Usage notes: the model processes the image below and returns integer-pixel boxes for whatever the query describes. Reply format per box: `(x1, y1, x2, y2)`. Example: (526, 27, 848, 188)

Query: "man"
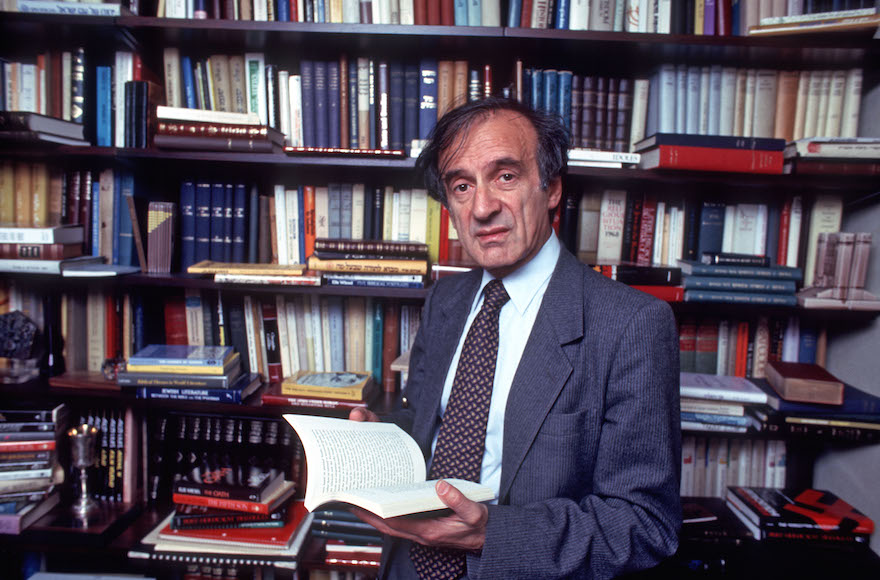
(350, 97, 681, 579)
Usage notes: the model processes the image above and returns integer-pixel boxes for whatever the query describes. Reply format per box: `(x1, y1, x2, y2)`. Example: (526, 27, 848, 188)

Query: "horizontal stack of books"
(590, 263, 683, 302)
(154, 106, 285, 153)
(0, 111, 88, 147)
(798, 231, 879, 310)
(680, 372, 769, 434)
(265, 370, 378, 413)
(0, 225, 101, 274)
(783, 137, 880, 176)
(117, 345, 261, 404)
(635, 134, 786, 174)
(0, 404, 67, 534)
(311, 508, 382, 569)
(187, 260, 321, 286)
(308, 238, 429, 289)
(678, 254, 802, 306)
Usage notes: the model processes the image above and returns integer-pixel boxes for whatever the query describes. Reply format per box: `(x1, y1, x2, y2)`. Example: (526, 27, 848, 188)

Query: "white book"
(301, 295, 316, 370)
(342, 0, 359, 22)
(664, 205, 679, 266)
(156, 105, 261, 125)
(709, 438, 729, 498)
(481, 0, 500, 26)
(752, 69, 778, 138)
(639, 0, 650, 32)
(840, 68, 862, 139)
(781, 315, 799, 362)
(644, 0, 655, 32)
(675, 63, 696, 133)
(408, 188, 428, 244)
(824, 70, 847, 139)
(364, 296, 374, 374)
(753, 203, 768, 256)
(802, 70, 824, 138)
(284, 414, 494, 518)
(698, 66, 711, 135)
(803, 193, 843, 287)
(772, 439, 786, 488)
(715, 319, 729, 375)
(682, 65, 697, 134)
(732, 203, 761, 255)
(721, 204, 736, 253)
(814, 70, 832, 137)
(718, 67, 738, 136)
(657, 0, 671, 33)
(309, 294, 325, 372)
(285, 297, 301, 375)
(597, 189, 627, 263)
(314, 186, 330, 239)
(569, 0, 590, 30)
(785, 194, 802, 268)
(652, 200, 666, 265)
(252, 0, 267, 20)
(624, 0, 637, 32)
(114, 51, 133, 148)
(680, 435, 696, 496)
(629, 79, 650, 151)
(0, 225, 84, 244)
(383, 186, 394, 241)
(244, 52, 268, 126)
(273, 185, 289, 265)
(707, 65, 722, 136)
(732, 68, 749, 137)
(61, 54, 72, 120)
(242, 295, 260, 378)
(680, 372, 768, 404)
(730, 438, 752, 486)
(589, 0, 613, 30)
(763, 436, 777, 487)
(390, 190, 400, 242)
(399, 0, 414, 24)
(16, 63, 35, 113)
(288, 74, 303, 147)
(184, 289, 205, 346)
(276, 296, 291, 378)
(373, 0, 383, 23)
(351, 183, 366, 240)
(657, 64, 677, 134)
(285, 187, 300, 264)
(278, 69, 291, 145)
(742, 69, 757, 137)
(791, 70, 809, 141)
(0, 255, 101, 274)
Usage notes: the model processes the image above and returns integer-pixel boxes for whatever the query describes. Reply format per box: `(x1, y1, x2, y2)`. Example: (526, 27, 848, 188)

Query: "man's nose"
(471, 183, 501, 219)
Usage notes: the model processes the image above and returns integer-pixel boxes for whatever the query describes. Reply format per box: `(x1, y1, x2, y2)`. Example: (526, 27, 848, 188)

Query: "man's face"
(440, 111, 562, 279)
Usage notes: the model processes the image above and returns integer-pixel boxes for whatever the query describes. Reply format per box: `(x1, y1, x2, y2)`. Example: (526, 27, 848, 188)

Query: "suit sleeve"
(471, 298, 681, 580)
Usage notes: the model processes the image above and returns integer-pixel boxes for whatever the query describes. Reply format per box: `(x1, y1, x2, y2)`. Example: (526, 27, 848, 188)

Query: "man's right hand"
(348, 408, 380, 422)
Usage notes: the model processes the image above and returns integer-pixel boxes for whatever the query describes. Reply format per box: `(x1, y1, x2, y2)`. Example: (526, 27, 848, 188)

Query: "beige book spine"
(840, 68, 862, 138)
(791, 69, 810, 141)
(772, 70, 799, 142)
(732, 68, 748, 137)
(163, 47, 182, 109)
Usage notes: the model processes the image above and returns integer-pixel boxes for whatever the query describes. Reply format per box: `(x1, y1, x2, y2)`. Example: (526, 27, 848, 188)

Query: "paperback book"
(280, 371, 376, 402)
(172, 466, 286, 503)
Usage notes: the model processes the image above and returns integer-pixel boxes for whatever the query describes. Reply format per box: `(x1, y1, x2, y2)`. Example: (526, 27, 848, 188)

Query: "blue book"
(682, 276, 797, 294)
(555, 0, 570, 28)
(232, 183, 247, 263)
(468, 0, 480, 25)
(314, 61, 329, 148)
(634, 133, 786, 152)
(765, 203, 781, 266)
(368, 60, 376, 149)
(798, 324, 818, 364)
(371, 185, 384, 241)
(677, 260, 803, 281)
(316, 0, 325, 22)
(529, 68, 543, 112)
(389, 63, 404, 151)
(328, 183, 342, 239)
(363, 186, 375, 240)
(348, 68, 359, 148)
(129, 344, 235, 367)
(248, 184, 258, 263)
(752, 379, 880, 415)
(454, 0, 468, 25)
(111, 172, 121, 263)
(731, 0, 742, 35)
(95, 66, 112, 147)
(340, 183, 353, 240)
(418, 59, 438, 140)
(276, 0, 290, 21)
(507, 0, 521, 26)
(682, 201, 700, 261)
(181, 55, 197, 109)
(136, 374, 260, 403)
(132, 294, 146, 354)
(327, 297, 345, 372)
(223, 184, 233, 262)
(327, 61, 340, 149)
(210, 183, 226, 261)
(194, 182, 212, 263)
(324, 278, 425, 289)
(179, 180, 196, 271)
(557, 70, 573, 135)
(680, 412, 755, 427)
(403, 64, 419, 154)
(297, 186, 306, 263)
(117, 171, 136, 267)
(91, 180, 100, 256)
(697, 201, 725, 259)
(371, 300, 384, 384)
(300, 60, 316, 147)
(683, 289, 797, 307)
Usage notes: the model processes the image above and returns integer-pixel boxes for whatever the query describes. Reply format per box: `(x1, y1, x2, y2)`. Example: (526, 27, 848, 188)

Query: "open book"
(283, 414, 495, 519)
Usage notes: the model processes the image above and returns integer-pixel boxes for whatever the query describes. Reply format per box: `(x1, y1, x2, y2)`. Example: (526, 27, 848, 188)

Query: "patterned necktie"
(410, 279, 510, 580)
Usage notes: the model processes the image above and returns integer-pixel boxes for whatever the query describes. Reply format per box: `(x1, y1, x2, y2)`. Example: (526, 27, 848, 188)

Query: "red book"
(0, 440, 56, 452)
(173, 480, 296, 515)
(427, 0, 441, 24)
(0, 243, 82, 260)
(382, 302, 400, 393)
(50, 51, 63, 119)
(777, 196, 792, 266)
(160, 500, 308, 548)
(636, 193, 657, 266)
(631, 285, 684, 302)
(289, 0, 297, 21)
(163, 294, 188, 345)
(438, 205, 450, 264)
(520, 0, 533, 27)
(679, 318, 697, 372)
(717, 0, 732, 36)
(639, 145, 783, 174)
(413, 0, 427, 24)
(303, 185, 316, 260)
(764, 361, 844, 405)
(734, 321, 750, 377)
(260, 300, 283, 383)
(261, 382, 369, 413)
(440, 0, 454, 25)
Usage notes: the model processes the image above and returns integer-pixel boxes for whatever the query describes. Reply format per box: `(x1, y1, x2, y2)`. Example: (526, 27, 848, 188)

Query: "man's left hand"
(351, 480, 488, 551)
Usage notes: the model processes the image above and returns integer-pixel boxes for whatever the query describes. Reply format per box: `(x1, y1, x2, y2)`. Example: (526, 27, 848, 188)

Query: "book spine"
(307, 256, 428, 275)
(171, 492, 270, 513)
(116, 372, 236, 388)
(260, 300, 283, 383)
(684, 289, 797, 306)
(643, 145, 783, 173)
(136, 387, 244, 403)
(313, 239, 428, 256)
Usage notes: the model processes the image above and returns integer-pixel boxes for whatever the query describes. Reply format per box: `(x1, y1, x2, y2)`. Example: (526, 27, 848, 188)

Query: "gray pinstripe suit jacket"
(380, 247, 681, 580)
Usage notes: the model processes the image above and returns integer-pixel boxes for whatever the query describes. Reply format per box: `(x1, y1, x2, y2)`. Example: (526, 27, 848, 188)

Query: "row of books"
(0, 404, 67, 534)
(647, 66, 862, 145)
(0, 52, 86, 128)
(798, 231, 878, 309)
(784, 136, 880, 176)
(681, 436, 786, 498)
(0, 111, 87, 148)
(679, 258, 800, 307)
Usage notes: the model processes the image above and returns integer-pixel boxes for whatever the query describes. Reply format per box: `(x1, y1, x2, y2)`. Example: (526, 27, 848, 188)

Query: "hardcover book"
(135, 373, 261, 404)
(172, 478, 296, 515)
(764, 361, 845, 406)
(128, 345, 236, 368)
(284, 414, 495, 518)
(679, 372, 768, 404)
(171, 503, 288, 529)
(280, 371, 375, 402)
(172, 466, 285, 503)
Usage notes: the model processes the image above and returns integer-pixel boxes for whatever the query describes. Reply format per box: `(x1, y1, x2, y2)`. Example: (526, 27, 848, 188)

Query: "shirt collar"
(476, 233, 561, 315)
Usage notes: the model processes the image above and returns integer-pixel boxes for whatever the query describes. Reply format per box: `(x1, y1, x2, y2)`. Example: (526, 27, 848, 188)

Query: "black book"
(681, 496, 753, 546)
(171, 503, 287, 530)
(172, 463, 285, 503)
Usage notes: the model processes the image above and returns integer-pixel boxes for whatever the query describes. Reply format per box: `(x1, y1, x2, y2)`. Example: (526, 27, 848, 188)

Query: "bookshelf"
(1, 3, 879, 578)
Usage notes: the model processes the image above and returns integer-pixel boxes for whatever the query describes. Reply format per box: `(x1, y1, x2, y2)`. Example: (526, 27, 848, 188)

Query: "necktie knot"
(482, 279, 509, 313)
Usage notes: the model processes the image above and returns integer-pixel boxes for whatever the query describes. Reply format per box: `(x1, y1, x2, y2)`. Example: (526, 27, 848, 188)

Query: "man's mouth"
(475, 227, 509, 243)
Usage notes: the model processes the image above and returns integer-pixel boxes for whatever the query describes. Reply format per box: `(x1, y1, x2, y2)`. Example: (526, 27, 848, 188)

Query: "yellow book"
(14, 162, 32, 227)
(307, 256, 428, 275)
(0, 161, 13, 226)
(126, 352, 241, 376)
(280, 370, 375, 401)
(187, 260, 306, 276)
(425, 196, 441, 265)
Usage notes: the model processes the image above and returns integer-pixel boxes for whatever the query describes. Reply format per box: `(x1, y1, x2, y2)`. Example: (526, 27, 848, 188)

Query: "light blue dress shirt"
(430, 233, 561, 499)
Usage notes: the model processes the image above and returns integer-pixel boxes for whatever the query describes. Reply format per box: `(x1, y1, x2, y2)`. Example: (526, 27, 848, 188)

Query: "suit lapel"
(499, 250, 585, 502)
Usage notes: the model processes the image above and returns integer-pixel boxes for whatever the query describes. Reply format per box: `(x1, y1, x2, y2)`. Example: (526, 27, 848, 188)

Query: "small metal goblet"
(68, 423, 100, 519)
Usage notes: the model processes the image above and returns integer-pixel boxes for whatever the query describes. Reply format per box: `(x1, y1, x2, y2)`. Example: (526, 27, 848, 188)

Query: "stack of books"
(263, 370, 378, 413)
(187, 260, 321, 286)
(311, 508, 382, 569)
(635, 134, 785, 174)
(784, 137, 880, 176)
(590, 263, 683, 302)
(678, 254, 802, 306)
(0, 404, 67, 534)
(567, 149, 640, 169)
(798, 231, 879, 310)
(0, 225, 102, 274)
(0, 111, 89, 147)
(307, 238, 429, 289)
(680, 372, 769, 434)
(154, 106, 285, 153)
(726, 486, 874, 545)
(117, 345, 261, 404)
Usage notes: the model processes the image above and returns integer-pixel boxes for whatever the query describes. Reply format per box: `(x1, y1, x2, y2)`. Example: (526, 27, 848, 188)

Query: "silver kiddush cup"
(68, 424, 100, 518)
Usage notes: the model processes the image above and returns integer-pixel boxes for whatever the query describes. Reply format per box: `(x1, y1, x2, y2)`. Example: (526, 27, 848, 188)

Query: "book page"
(283, 414, 426, 511)
(328, 478, 496, 519)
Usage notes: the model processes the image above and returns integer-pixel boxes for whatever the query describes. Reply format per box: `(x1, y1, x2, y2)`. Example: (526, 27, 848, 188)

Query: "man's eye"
(454, 183, 469, 193)
(500, 173, 515, 181)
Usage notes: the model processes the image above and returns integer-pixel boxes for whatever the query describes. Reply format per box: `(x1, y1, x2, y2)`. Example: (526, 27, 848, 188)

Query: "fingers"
(348, 408, 380, 422)
(436, 480, 488, 528)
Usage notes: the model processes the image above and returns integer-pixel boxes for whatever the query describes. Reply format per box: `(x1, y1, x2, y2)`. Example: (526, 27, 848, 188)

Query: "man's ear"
(546, 177, 563, 211)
